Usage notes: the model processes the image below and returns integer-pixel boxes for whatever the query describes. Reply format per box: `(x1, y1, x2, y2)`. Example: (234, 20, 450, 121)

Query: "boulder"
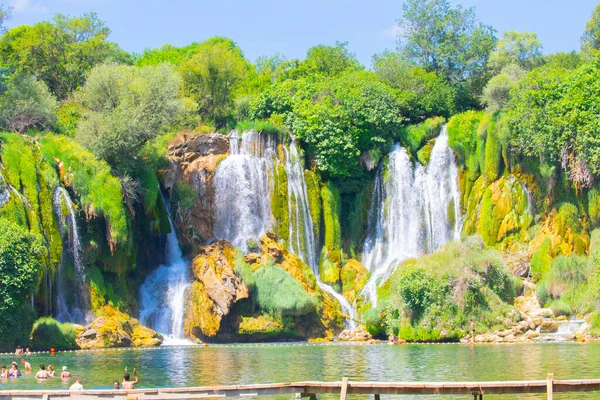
(539, 321, 559, 333)
(184, 241, 249, 340)
(338, 325, 372, 342)
(76, 306, 162, 349)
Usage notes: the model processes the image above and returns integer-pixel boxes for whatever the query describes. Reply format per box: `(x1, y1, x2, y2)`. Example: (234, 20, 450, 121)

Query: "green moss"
(400, 116, 445, 156)
(29, 317, 79, 351)
(238, 315, 283, 335)
(321, 181, 342, 251)
(588, 187, 600, 228)
(304, 169, 321, 241)
(40, 135, 129, 246)
(447, 110, 485, 168)
(271, 164, 289, 240)
(531, 238, 553, 281)
(417, 138, 436, 165)
(483, 117, 502, 181)
(319, 252, 341, 285)
(556, 202, 582, 235)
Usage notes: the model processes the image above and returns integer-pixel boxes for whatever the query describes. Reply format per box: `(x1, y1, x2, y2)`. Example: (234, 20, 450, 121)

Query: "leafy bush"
(253, 264, 315, 317)
(399, 116, 445, 156)
(29, 317, 79, 351)
(530, 238, 553, 281)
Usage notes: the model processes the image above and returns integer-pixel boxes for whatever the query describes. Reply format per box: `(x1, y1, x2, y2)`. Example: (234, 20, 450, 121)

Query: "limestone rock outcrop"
(184, 240, 249, 340)
(165, 132, 229, 248)
(341, 260, 369, 303)
(76, 305, 162, 349)
(338, 325, 372, 342)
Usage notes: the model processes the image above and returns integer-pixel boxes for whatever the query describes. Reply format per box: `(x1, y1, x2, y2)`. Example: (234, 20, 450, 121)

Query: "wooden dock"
(1, 374, 599, 399)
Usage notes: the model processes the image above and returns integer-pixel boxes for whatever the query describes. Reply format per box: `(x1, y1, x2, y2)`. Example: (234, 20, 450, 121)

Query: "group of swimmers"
(1, 359, 139, 391)
(0, 360, 81, 389)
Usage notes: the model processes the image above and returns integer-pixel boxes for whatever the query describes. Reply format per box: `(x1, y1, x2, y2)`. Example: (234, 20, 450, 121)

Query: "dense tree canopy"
(582, 4, 600, 53)
(76, 63, 190, 171)
(180, 37, 252, 127)
(0, 73, 57, 132)
(488, 31, 543, 72)
(507, 55, 600, 189)
(0, 13, 129, 99)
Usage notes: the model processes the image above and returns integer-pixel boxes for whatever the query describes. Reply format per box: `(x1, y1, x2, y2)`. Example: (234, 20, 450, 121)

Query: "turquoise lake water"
(0, 342, 599, 399)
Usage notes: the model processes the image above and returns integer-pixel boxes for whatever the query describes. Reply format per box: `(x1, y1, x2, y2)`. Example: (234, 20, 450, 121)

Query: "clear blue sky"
(5, 0, 598, 67)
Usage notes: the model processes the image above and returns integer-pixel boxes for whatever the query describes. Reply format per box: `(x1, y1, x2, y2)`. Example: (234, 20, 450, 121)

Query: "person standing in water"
(61, 366, 72, 379)
(69, 376, 84, 391)
(20, 359, 32, 373)
(9, 362, 21, 378)
(47, 365, 56, 377)
(35, 365, 49, 380)
(0, 365, 8, 379)
(122, 367, 139, 389)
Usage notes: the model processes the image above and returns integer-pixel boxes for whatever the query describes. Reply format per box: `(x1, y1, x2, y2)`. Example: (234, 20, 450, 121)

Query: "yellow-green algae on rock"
(76, 305, 162, 349)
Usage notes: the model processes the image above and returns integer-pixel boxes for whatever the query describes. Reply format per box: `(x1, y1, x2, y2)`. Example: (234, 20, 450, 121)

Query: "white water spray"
(361, 127, 461, 306)
(213, 131, 275, 251)
(139, 192, 191, 344)
(52, 186, 89, 324)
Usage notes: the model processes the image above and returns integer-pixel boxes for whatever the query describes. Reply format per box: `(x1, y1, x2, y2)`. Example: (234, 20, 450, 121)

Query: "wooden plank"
(339, 378, 349, 400)
(547, 373, 553, 400)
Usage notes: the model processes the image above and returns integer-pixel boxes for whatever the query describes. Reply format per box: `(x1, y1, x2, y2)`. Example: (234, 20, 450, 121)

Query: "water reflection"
(0, 343, 598, 399)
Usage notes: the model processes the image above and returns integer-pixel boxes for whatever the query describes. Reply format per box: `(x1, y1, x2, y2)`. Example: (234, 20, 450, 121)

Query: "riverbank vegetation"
(1, 0, 600, 349)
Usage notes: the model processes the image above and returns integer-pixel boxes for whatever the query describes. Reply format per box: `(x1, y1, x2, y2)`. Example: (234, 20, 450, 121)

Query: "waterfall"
(0, 173, 9, 208)
(361, 127, 461, 306)
(212, 131, 357, 328)
(213, 131, 275, 251)
(52, 186, 89, 324)
(284, 138, 357, 329)
(139, 191, 191, 344)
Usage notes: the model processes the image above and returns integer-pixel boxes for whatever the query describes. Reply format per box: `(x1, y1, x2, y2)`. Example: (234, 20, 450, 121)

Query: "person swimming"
(9, 362, 21, 378)
(122, 367, 139, 389)
(69, 376, 84, 391)
(113, 380, 121, 389)
(35, 364, 49, 380)
(61, 366, 72, 379)
(0, 365, 7, 379)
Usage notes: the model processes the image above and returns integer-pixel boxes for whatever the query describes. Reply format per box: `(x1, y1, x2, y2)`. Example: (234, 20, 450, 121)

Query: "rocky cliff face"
(184, 240, 249, 341)
(165, 132, 229, 250)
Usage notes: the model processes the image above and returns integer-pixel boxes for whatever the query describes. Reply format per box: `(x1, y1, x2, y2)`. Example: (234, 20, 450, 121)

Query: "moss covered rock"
(417, 138, 436, 165)
(238, 315, 283, 335)
(341, 259, 369, 303)
(76, 305, 162, 349)
(184, 240, 249, 341)
(30, 317, 82, 351)
(464, 175, 533, 247)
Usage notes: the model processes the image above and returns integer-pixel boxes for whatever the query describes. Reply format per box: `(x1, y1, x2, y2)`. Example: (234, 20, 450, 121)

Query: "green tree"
(179, 37, 251, 127)
(372, 50, 455, 119)
(0, 13, 130, 99)
(396, 0, 496, 85)
(76, 63, 189, 171)
(0, 73, 58, 132)
(507, 55, 600, 189)
(0, 218, 44, 347)
(0, 4, 10, 33)
(488, 31, 543, 72)
(135, 43, 201, 67)
(481, 63, 525, 112)
(582, 4, 600, 53)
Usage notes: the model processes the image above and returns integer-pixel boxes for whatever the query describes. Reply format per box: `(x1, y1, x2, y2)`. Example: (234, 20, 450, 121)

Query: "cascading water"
(213, 131, 275, 251)
(0, 173, 9, 208)
(139, 192, 191, 344)
(52, 186, 89, 324)
(361, 127, 461, 306)
(284, 139, 357, 329)
(213, 131, 357, 328)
